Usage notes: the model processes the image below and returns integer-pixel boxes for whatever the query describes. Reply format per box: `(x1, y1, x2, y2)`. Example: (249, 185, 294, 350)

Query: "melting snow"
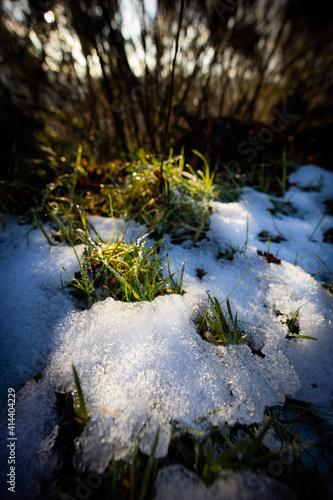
(0, 165, 332, 497)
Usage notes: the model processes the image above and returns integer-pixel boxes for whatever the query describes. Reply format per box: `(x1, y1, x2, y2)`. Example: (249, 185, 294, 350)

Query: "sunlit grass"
(34, 146, 219, 246)
(42, 206, 186, 309)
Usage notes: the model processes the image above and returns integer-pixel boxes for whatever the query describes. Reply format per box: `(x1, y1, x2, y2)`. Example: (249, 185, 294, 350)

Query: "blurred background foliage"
(0, 0, 332, 206)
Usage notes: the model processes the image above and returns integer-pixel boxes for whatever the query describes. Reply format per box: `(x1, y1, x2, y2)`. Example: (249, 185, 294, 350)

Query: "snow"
(288, 164, 333, 194)
(154, 465, 297, 500)
(0, 223, 77, 393)
(0, 164, 333, 497)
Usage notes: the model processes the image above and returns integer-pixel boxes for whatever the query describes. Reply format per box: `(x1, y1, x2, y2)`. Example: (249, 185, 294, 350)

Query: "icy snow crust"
(1, 165, 333, 493)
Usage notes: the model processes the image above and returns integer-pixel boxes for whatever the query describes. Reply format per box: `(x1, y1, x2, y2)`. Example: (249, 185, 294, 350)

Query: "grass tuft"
(199, 295, 248, 346)
(45, 209, 187, 309)
(277, 307, 318, 341)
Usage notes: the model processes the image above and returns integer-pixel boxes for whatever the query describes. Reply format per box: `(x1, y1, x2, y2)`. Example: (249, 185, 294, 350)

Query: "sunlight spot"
(44, 10, 55, 23)
(29, 30, 42, 52)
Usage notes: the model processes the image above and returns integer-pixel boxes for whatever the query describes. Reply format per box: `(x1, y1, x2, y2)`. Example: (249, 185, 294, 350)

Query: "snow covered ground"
(0, 165, 332, 498)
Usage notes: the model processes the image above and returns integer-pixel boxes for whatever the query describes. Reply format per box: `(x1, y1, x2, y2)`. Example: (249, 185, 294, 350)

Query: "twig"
(160, 0, 186, 193)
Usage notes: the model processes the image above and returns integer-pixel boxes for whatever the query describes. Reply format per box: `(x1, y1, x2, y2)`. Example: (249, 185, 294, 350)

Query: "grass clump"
(277, 306, 318, 341)
(35, 147, 219, 246)
(250, 162, 277, 194)
(103, 149, 218, 244)
(189, 419, 275, 484)
(268, 199, 297, 218)
(169, 400, 327, 499)
(31, 144, 126, 243)
(223, 151, 297, 198)
(49, 208, 186, 309)
(198, 295, 248, 346)
(198, 265, 251, 347)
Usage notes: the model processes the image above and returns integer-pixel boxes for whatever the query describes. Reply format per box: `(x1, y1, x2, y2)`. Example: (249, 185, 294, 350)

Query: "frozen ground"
(0, 165, 332, 498)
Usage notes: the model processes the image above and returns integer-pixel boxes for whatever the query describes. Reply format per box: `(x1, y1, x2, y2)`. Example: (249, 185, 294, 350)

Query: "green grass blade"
(222, 264, 252, 304)
(191, 149, 210, 174)
(315, 253, 333, 276)
(234, 311, 238, 331)
(72, 364, 89, 429)
(115, 271, 141, 300)
(33, 213, 57, 246)
(213, 319, 227, 345)
(226, 299, 234, 323)
(239, 419, 273, 467)
(242, 213, 249, 253)
(287, 334, 318, 340)
(138, 431, 159, 500)
(192, 221, 205, 245)
(198, 304, 209, 333)
(75, 144, 82, 168)
(211, 438, 250, 468)
(212, 296, 222, 318)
